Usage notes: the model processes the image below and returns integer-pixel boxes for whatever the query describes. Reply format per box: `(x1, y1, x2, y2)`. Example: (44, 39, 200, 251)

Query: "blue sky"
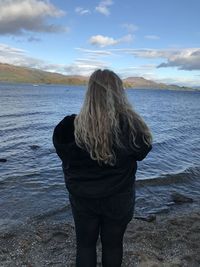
(0, 0, 200, 86)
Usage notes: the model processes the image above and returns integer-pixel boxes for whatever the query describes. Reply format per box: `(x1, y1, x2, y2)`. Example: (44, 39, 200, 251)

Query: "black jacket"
(53, 114, 152, 198)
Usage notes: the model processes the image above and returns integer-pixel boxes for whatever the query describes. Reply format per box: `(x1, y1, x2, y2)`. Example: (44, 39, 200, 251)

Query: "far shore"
(0, 80, 199, 92)
(0, 63, 199, 92)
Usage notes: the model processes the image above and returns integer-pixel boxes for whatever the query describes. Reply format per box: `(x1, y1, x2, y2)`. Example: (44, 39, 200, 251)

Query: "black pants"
(69, 190, 134, 267)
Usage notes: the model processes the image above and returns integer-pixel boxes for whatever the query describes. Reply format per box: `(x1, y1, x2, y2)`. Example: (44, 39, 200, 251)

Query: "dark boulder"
(30, 145, 40, 150)
(0, 158, 7, 162)
(171, 192, 193, 204)
(134, 214, 156, 222)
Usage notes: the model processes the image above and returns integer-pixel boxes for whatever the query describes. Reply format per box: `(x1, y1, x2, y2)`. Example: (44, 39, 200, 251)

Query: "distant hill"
(123, 77, 193, 90)
(0, 63, 195, 91)
(123, 77, 167, 89)
(0, 63, 88, 85)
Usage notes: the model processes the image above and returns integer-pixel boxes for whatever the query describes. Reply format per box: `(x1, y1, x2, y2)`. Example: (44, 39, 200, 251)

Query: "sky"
(0, 0, 200, 86)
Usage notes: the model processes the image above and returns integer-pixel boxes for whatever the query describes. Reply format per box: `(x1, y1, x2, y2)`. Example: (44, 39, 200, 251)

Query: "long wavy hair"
(74, 69, 152, 165)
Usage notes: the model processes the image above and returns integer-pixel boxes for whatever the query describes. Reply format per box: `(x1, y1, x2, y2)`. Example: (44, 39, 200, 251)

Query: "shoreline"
(1, 204, 200, 266)
(0, 81, 199, 92)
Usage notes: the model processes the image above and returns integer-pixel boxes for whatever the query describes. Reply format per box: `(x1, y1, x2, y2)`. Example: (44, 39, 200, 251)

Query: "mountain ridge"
(0, 63, 196, 91)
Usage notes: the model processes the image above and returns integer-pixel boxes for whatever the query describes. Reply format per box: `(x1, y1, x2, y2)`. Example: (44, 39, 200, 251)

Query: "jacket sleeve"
(52, 114, 76, 162)
(53, 122, 66, 161)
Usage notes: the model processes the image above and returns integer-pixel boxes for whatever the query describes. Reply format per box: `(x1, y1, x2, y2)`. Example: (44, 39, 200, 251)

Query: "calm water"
(0, 83, 200, 226)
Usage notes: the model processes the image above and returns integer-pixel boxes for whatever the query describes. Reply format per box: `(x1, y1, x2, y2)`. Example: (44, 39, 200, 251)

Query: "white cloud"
(122, 23, 138, 33)
(0, 43, 109, 76)
(76, 47, 113, 56)
(157, 49, 200, 70)
(113, 48, 175, 58)
(95, 0, 113, 16)
(89, 35, 118, 47)
(0, 0, 67, 35)
(89, 34, 133, 47)
(122, 65, 156, 72)
(75, 58, 107, 66)
(0, 43, 25, 57)
(0, 43, 43, 67)
(111, 48, 200, 71)
(0, 43, 65, 72)
(64, 58, 109, 76)
(75, 7, 91, 15)
(145, 35, 160, 40)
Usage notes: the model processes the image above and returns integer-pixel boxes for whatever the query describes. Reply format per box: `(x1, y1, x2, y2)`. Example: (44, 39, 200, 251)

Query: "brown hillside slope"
(0, 63, 195, 90)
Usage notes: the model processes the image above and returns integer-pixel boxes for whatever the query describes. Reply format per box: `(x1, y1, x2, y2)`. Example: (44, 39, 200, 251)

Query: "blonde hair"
(74, 69, 152, 165)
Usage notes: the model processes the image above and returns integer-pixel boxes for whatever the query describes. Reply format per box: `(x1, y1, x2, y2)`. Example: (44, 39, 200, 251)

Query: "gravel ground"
(0, 209, 200, 267)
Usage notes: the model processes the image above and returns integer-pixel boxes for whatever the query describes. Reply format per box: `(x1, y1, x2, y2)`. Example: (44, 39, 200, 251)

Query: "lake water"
(0, 83, 200, 226)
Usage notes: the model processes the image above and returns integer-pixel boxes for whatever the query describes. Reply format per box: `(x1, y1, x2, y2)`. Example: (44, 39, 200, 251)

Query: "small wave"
(28, 204, 71, 222)
(136, 165, 200, 187)
(153, 132, 197, 149)
(153, 137, 179, 148)
(1, 171, 41, 183)
(0, 122, 52, 136)
(0, 111, 44, 119)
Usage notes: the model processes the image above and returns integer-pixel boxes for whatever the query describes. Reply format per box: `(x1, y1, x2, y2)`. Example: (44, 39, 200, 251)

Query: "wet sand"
(0, 208, 200, 267)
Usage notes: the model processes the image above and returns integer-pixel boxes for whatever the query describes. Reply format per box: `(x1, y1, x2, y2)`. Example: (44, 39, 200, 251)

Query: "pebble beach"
(0, 203, 200, 267)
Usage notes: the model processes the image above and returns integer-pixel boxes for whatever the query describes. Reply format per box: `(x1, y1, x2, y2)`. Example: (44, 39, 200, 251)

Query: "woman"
(53, 69, 152, 267)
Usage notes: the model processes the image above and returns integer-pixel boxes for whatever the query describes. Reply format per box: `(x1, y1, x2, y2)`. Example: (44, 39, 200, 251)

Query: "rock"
(134, 214, 156, 222)
(0, 158, 7, 162)
(171, 192, 193, 204)
(148, 207, 170, 215)
(30, 145, 40, 150)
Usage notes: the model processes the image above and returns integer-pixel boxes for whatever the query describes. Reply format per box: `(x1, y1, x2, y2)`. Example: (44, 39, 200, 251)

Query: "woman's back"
(53, 114, 142, 198)
(53, 69, 152, 267)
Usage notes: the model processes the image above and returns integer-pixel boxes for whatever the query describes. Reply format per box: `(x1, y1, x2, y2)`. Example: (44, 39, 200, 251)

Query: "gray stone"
(29, 145, 40, 150)
(171, 192, 193, 204)
(0, 158, 7, 162)
(134, 214, 156, 222)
